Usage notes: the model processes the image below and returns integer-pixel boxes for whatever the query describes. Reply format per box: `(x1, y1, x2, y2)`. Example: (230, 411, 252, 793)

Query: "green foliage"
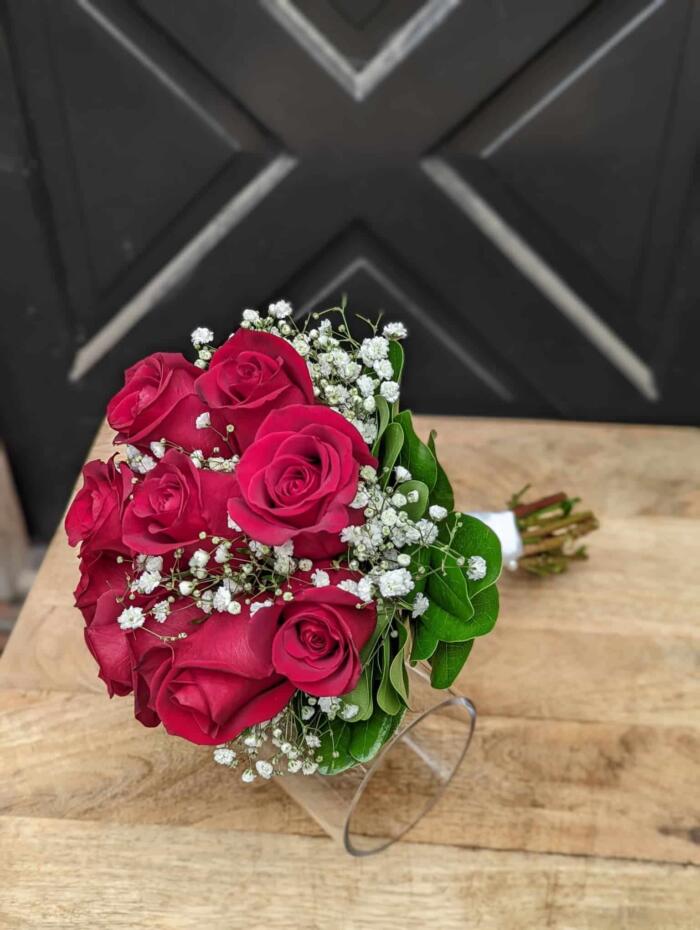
(388, 621, 410, 705)
(376, 635, 403, 715)
(430, 639, 474, 689)
(360, 606, 391, 664)
(410, 619, 439, 661)
(407, 544, 430, 594)
(388, 341, 404, 382)
(379, 422, 404, 488)
(349, 706, 405, 764)
(372, 395, 391, 456)
(427, 550, 474, 622)
(341, 665, 373, 721)
(427, 430, 454, 511)
(465, 585, 499, 638)
(396, 479, 429, 521)
(423, 513, 502, 687)
(441, 513, 502, 596)
(394, 411, 437, 489)
(317, 719, 357, 775)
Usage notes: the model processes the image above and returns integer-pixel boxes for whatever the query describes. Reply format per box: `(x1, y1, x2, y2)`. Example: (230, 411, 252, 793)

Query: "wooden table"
(1, 417, 699, 929)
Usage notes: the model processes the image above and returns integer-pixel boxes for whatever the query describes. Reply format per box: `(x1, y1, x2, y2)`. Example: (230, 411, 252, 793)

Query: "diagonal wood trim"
(69, 155, 297, 381)
(261, 0, 461, 101)
(422, 158, 660, 401)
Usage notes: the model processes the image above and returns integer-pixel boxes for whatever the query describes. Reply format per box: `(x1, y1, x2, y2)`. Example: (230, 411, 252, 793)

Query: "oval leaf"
(411, 619, 439, 661)
(349, 706, 405, 764)
(430, 639, 474, 689)
(422, 600, 475, 643)
(442, 513, 503, 596)
(426, 558, 473, 622)
(379, 422, 404, 488)
(317, 719, 356, 775)
(372, 395, 391, 456)
(341, 664, 373, 722)
(395, 411, 437, 489)
(428, 430, 454, 511)
(467, 585, 500, 638)
(388, 340, 404, 382)
(388, 622, 409, 705)
(377, 636, 402, 715)
(396, 479, 429, 520)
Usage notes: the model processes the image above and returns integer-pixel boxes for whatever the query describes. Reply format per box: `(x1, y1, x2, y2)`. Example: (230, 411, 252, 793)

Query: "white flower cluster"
(191, 326, 215, 369)
(333, 464, 448, 612)
(125, 444, 156, 475)
(213, 705, 327, 781)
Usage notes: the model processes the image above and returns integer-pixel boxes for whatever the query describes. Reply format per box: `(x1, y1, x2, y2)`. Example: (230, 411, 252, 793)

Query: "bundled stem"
(508, 485, 599, 577)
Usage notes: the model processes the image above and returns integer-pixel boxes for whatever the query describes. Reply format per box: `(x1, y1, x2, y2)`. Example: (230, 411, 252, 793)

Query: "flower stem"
(508, 488, 599, 576)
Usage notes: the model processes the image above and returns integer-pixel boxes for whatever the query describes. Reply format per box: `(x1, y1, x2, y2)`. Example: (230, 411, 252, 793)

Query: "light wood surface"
(1, 416, 699, 928)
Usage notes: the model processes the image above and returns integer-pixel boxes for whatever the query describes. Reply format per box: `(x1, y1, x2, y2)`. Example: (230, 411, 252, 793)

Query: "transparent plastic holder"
(278, 663, 476, 856)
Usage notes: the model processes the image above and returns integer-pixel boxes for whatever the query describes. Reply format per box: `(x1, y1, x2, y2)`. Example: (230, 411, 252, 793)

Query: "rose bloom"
(107, 352, 217, 454)
(122, 450, 235, 555)
(84, 590, 143, 697)
(65, 457, 133, 553)
(73, 549, 129, 625)
(151, 604, 295, 745)
(226, 405, 376, 558)
(267, 573, 376, 696)
(195, 330, 315, 451)
(84, 592, 201, 706)
(130, 599, 208, 728)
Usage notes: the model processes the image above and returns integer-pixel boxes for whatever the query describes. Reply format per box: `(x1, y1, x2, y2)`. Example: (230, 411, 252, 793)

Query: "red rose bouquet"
(66, 300, 508, 780)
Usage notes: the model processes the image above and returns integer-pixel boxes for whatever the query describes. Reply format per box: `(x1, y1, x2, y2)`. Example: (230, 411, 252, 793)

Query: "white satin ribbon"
(465, 510, 522, 570)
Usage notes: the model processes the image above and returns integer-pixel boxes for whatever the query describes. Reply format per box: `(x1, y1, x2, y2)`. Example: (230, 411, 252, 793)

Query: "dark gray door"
(2, 0, 699, 538)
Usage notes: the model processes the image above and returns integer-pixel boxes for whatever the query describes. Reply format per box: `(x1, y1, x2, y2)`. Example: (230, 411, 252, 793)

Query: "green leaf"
(442, 513, 503, 596)
(426, 552, 473, 622)
(410, 619, 439, 661)
(427, 430, 454, 511)
(407, 544, 430, 595)
(396, 479, 429, 521)
(349, 706, 405, 764)
(388, 340, 404, 382)
(388, 622, 409, 705)
(341, 664, 373, 722)
(394, 411, 437, 490)
(422, 600, 474, 643)
(430, 639, 474, 689)
(371, 395, 391, 456)
(377, 636, 402, 715)
(360, 606, 391, 664)
(466, 585, 500, 638)
(317, 719, 356, 775)
(379, 422, 404, 488)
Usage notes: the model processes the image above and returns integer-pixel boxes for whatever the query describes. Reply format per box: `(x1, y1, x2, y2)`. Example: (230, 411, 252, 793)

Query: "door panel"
(2, 0, 699, 538)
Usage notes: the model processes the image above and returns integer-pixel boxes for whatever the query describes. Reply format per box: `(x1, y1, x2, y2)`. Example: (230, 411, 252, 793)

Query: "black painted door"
(1, 0, 699, 538)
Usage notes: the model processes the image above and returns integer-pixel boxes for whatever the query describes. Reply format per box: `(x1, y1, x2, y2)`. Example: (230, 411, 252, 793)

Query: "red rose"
(84, 592, 204, 710)
(195, 330, 315, 451)
(153, 605, 294, 745)
(122, 450, 234, 554)
(226, 405, 376, 558)
(130, 599, 206, 728)
(74, 550, 128, 624)
(65, 457, 133, 552)
(107, 352, 216, 454)
(269, 576, 376, 696)
(84, 590, 137, 697)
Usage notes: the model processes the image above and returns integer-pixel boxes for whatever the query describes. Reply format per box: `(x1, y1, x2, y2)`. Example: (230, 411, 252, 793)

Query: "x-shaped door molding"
(69, 0, 672, 413)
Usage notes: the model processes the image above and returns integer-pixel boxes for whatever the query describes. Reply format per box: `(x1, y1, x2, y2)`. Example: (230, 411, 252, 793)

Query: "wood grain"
(1, 815, 698, 930)
(1, 689, 698, 865)
(1, 416, 698, 927)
